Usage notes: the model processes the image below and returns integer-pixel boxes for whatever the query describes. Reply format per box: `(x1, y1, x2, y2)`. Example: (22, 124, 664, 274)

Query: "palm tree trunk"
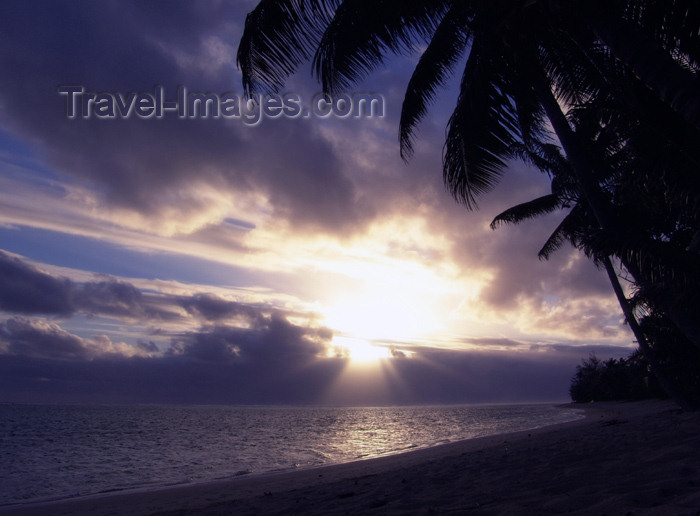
(618, 255, 700, 351)
(602, 257, 695, 411)
(586, 15, 700, 131)
(529, 67, 616, 232)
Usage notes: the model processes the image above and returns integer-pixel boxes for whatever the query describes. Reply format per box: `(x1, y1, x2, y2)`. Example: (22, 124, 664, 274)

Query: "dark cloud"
(389, 346, 407, 359)
(0, 317, 90, 359)
(0, 252, 312, 335)
(0, 249, 628, 404)
(0, 310, 339, 403)
(0, 251, 170, 320)
(456, 337, 633, 356)
(0, 251, 73, 315)
(0, 252, 336, 373)
(0, 352, 345, 405)
(136, 339, 159, 353)
(172, 312, 332, 363)
(0, 307, 334, 366)
(0, 340, 631, 405)
(0, 0, 376, 235)
(385, 349, 583, 404)
(0, 315, 163, 361)
(75, 280, 147, 317)
(459, 337, 528, 349)
(178, 293, 265, 322)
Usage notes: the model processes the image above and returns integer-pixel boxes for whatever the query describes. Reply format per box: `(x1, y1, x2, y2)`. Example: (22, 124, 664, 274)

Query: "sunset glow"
(334, 337, 393, 363)
(0, 1, 635, 406)
(323, 281, 445, 343)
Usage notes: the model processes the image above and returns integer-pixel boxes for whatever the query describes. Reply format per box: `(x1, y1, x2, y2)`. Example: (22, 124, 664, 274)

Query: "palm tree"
(490, 139, 698, 409)
(563, 73, 700, 352)
(492, 100, 700, 395)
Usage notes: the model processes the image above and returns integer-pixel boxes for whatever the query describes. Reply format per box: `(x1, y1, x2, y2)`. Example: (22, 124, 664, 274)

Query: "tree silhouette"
(569, 352, 665, 403)
(237, 1, 700, 408)
(490, 142, 697, 409)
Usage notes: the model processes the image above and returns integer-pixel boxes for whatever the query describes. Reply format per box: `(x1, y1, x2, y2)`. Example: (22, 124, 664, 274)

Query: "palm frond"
(399, 4, 474, 160)
(312, 0, 450, 94)
(442, 34, 520, 209)
(237, 0, 339, 95)
(490, 194, 562, 230)
(512, 86, 548, 149)
(508, 141, 569, 177)
(624, 0, 700, 70)
(538, 32, 607, 108)
(538, 204, 585, 260)
(621, 239, 700, 292)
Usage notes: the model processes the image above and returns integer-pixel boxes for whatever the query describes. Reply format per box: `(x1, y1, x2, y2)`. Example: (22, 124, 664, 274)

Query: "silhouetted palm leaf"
(312, 0, 449, 94)
(578, 0, 700, 128)
(490, 194, 562, 230)
(537, 205, 587, 260)
(237, 0, 340, 95)
(442, 34, 523, 208)
(399, 4, 474, 159)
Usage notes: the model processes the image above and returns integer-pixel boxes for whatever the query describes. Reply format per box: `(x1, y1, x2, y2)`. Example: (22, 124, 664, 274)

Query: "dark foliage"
(641, 315, 700, 405)
(569, 352, 664, 403)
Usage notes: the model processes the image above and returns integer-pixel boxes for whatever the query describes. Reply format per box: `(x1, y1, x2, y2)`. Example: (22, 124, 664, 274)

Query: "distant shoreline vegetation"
(571, 315, 700, 404)
(569, 353, 665, 403)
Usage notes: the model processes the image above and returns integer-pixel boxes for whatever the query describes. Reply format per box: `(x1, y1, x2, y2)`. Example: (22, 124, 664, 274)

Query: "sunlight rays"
(320, 347, 403, 405)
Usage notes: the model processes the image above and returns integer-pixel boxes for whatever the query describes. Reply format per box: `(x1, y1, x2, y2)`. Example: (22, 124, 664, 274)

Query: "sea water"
(0, 403, 582, 506)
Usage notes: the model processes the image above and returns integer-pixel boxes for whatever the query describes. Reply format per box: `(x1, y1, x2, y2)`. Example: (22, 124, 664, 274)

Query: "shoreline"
(3, 400, 698, 515)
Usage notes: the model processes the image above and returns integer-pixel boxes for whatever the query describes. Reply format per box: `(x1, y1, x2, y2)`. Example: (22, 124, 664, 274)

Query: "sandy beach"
(2, 400, 699, 515)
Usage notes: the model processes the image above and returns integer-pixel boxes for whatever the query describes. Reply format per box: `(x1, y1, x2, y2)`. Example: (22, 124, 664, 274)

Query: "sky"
(0, 0, 635, 405)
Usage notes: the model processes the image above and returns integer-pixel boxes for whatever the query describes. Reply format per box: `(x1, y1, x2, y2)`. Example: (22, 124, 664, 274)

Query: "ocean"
(0, 403, 583, 507)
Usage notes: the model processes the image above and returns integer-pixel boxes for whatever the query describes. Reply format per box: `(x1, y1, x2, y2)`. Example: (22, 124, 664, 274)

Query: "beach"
(2, 400, 698, 515)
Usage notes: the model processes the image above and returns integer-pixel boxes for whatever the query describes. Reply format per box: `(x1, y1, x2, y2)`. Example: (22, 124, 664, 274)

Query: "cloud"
(0, 247, 631, 406)
(75, 280, 149, 317)
(171, 312, 332, 364)
(0, 316, 149, 360)
(0, 251, 73, 315)
(0, 0, 378, 237)
(458, 337, 533, 350)
(0, 309, 333, 365)
(0, 0, 616, 313)
(0, 249, 332, 326)
(0, 337, 632, 405)
(178, 293, 265, 322)
(0, 317, 88, 359)
(0, 251, 335, 368)
(0, 251, 172, 320)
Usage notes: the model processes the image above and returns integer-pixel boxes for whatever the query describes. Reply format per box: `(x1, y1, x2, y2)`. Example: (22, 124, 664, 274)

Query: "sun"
(337, 337, 392, 363)
(323, 288, 440, 344)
